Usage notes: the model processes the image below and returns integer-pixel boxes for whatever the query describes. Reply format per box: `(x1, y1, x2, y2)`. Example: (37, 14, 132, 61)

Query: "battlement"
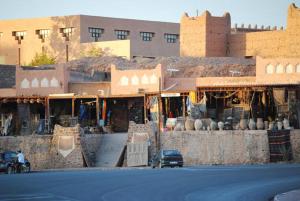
(232, 24, 284, 33)
(287, 3, 300, 30)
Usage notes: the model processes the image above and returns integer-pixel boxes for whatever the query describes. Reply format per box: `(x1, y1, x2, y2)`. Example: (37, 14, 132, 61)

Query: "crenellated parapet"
(287, 3, 300, 31)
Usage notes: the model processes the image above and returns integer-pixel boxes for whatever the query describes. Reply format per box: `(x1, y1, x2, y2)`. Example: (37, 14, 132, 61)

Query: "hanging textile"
(102, 99, 107, 121)
(199, 92, 207, 113)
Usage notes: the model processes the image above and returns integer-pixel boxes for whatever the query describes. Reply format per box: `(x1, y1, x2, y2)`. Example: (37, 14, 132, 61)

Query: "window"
(60, 27, 74, 41)
(114, 30, 129, 40)
(12, 31, 26, 44)
(296, 64, 300, 73)
(286, 64, 294, 74)
(164, 33, 179, 43)
(275, 64, 284, 74)
(36, 29, 50, 42)
(140, 32, 155, 41)
(266, 64, 274, 74)
(88, 27, 104, 42)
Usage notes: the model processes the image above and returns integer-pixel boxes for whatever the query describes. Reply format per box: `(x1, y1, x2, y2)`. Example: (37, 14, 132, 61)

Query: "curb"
(273, 189, 300, 201)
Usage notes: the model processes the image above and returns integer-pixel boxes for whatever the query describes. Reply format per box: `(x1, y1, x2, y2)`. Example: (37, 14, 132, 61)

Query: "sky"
(0, 0, 299, 27)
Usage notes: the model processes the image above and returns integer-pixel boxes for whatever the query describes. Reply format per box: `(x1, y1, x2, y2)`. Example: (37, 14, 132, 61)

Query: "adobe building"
(180, 3, 300, 58)
(0, 15, 179, 65)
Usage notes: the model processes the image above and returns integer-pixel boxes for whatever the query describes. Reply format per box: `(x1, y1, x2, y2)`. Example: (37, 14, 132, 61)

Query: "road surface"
(1, 164, 300, 201)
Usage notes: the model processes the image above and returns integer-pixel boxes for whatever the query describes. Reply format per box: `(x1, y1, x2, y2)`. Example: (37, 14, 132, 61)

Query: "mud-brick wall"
(161, 130, 270, 165)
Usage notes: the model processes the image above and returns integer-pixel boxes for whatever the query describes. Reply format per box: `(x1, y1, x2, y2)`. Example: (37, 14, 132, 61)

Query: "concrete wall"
(80, 40, 131, 59)
(0, 15, 81, 65)
(161, 130, 300, 165)
(0, 15, 179, 65)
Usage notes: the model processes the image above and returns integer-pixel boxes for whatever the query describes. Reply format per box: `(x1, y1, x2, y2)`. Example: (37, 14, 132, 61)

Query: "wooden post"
(18, 47, 21, 66)
(143, 94, 147, 123)
(71, 97, 75, 117)
(182, 95, 186, 121)
(66, 44, 69, 62)
(96, 96, 100, 125)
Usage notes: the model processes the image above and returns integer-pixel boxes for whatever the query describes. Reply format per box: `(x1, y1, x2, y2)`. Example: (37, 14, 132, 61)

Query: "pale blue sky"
(0, 0, 299, 27)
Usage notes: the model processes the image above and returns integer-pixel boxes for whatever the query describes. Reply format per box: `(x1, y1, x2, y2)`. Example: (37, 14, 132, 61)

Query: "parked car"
(151, 149, 183, 168)
(0, 151, 31, 174)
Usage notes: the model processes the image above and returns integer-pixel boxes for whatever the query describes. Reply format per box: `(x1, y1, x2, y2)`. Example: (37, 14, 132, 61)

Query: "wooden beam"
(71, 98, 75, 117)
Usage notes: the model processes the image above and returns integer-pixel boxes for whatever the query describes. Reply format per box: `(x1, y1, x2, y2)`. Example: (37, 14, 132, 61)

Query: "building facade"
(0, 15, 179, 65)
(180, 3, 300, 58)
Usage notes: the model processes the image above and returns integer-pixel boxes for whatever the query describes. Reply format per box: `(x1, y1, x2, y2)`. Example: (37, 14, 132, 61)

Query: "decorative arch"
(120, 76, 129, 86)
(131, 75, 139, 85)
(31, 78, 39, 88)
(286, 64, 294, 74)
(50, 77, 59, 87)
(275, 64, 284, 74)
(141, 74, 149, 85)
(150, 74, 158, 84)
(265, 64, 274, 74)
(296, 64, 300, 73)
(41, 78, 49, 87)
(21, 78, 30, 89)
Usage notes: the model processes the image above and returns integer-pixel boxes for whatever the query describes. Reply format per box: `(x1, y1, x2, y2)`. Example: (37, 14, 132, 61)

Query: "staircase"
(95, 133, 128, 167)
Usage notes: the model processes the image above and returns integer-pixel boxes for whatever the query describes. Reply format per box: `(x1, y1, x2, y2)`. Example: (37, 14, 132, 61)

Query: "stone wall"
(127, 121, 157, 159)
(291, 130, 300, 162)
(81, 134, 102, 167)
(161, 130, 300, 165)
(0, 124, 90, 170)
(49, 124, 84, 169)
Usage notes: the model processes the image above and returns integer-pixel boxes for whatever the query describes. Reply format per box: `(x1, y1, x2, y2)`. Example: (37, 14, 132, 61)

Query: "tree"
(29, 52, 56, 66)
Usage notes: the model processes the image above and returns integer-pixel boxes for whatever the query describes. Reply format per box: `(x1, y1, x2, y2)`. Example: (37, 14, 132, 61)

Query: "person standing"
(17, 150, 25, 173)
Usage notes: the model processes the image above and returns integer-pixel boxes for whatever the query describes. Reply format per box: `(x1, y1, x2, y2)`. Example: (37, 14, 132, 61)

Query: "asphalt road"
(1, 164, 300, 201)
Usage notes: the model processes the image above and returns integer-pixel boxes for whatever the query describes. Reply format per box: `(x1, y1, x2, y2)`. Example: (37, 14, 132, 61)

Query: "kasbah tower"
(180, 3, 300, 58)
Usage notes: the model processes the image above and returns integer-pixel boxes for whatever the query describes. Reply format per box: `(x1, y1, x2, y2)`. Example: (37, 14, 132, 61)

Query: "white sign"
(161, 93, 180, 97)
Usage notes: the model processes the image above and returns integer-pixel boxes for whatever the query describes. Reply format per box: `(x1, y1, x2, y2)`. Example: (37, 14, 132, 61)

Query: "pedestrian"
(17, 150, 25, 173)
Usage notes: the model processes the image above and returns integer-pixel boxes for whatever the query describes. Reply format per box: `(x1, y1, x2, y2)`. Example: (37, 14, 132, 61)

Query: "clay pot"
(248, 118, 256, 130)
(283, 118, 290, 130)
(218, 121, 224, 130)
(277, 121, 283, 130)
(239, 119, 248, 130)
(264, 121, 269, 130)
(185, 118, 195, 131)
(256, 118, 264, 130)
(269, 121, 275, 130)
(194, 119, 203, 131)
(174, 123, 184, 131)
(210, 120, 217, 130)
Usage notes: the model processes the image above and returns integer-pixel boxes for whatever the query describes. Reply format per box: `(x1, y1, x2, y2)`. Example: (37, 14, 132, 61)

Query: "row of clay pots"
(239, 118, 290, 130)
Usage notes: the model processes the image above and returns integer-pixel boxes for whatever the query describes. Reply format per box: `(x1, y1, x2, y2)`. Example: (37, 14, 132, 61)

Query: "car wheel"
(24, 165, 30, 173)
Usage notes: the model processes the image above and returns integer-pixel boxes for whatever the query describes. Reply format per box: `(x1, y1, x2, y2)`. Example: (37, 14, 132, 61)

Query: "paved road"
(1, 164, 300, 201)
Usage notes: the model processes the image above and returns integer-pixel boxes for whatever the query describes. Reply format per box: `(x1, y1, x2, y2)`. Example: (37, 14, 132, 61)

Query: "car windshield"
(4, 152, 17, 161)
(163, 150, 180, 156)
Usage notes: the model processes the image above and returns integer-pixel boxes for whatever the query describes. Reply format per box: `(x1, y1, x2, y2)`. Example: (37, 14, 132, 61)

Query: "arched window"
(150, 74, 158, 84)
(50, 77, 59, 87)
(286, 64, 294, 74)
(275, 64, 284, 74)
(141, 74, 149, 85)
(120, 76, 129, 86)
(266, 64, 274, 74)
(41, 78, 49, 87)
(31, 78, 39, 88)
(296, 64, 300, 73)
(21, 78, 30, 88)
(131, 75, 139, 85)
